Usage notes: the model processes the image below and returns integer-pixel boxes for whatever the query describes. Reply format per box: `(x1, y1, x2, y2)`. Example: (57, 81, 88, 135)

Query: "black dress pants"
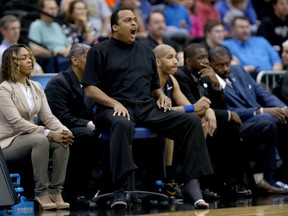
(95, 100, 213, 184)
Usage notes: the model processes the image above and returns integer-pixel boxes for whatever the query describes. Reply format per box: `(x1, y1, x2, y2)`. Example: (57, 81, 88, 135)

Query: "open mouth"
(130, 28, 137, 38)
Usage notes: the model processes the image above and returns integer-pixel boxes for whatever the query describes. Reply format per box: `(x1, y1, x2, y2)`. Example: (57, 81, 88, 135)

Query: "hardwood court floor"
(33, 194, 288, 216)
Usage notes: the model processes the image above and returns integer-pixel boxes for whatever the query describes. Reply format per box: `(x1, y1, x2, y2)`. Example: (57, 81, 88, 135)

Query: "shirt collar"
(216, 74, 226, 89)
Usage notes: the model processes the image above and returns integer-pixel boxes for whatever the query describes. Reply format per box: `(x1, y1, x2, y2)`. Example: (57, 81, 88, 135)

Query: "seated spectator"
(28, 0, 71, 73)
(201, 20, 239, 64)
(82, 8, 213, 209)
(141, 11, 179, 52)
(272, 40, 288, 105)
(61, 0, 111, 39)
(163, 0, 191, 39)
(0, 44, 74, 211)
(282, 40, 288, 69)
(195, 0, 220, 32)
(62, 0, 97, 45)
(180, 0, 205, 38)
(215, 0, 257, 33)
(210, 45, 288, 192)
(222, 16, 282, 75)
(257, 0, 288, 55)
(174, 43, 254, 198)
(45, 43, 100, 206)
(0, 15, 43, 74)
(201, 20, 226, 52)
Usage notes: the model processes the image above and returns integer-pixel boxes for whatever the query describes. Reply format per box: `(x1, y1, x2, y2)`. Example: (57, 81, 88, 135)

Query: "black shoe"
(202, 189, 220, 200)
(111, 189, 127, 209)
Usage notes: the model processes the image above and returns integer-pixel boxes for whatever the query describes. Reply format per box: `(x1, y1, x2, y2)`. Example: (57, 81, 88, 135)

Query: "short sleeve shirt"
(82, 38, 160, 103)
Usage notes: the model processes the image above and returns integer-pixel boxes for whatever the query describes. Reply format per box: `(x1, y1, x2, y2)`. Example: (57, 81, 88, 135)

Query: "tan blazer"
(0, 80, 69, 149)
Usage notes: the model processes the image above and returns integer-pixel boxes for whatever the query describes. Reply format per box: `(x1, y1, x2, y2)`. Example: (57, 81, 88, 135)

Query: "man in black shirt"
(82, 8, 213, 209)
(257, 0, 288, 55)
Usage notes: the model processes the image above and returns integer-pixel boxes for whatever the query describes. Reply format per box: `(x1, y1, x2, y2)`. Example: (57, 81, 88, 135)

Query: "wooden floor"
(29, 194, 288, 216)
(139, 205, 288, 216)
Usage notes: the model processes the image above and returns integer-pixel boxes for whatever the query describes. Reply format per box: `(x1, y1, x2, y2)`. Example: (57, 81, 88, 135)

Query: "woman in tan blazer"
(0, 44, 74, 210)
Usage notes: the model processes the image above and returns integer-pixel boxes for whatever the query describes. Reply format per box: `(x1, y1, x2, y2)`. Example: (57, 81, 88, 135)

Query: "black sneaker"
(111, 189, 127, 209)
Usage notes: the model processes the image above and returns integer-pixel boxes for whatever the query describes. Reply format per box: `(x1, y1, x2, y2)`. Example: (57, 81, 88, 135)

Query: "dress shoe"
(256, 179, 286, 194)
(228, 184, 253, 198)
(202, 189, 220, 200)
(49, 193, 70, 209)
(35, 194, 57, 211)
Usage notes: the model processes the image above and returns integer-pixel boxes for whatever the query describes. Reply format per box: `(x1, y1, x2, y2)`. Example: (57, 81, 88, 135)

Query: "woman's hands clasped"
(48, 130, 74, 149)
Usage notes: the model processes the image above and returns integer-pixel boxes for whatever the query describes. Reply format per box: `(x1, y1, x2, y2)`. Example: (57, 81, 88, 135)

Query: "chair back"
(30, 73, 57, 89)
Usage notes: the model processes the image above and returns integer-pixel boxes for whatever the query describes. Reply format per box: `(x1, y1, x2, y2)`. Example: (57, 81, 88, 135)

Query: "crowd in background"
(1, 0, 288, 210)
(0, 0, 288, 74)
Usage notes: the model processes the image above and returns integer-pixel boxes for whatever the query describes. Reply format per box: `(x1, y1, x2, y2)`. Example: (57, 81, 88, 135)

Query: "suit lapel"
(65, 70, 83, 97)
(10, 82, 31, 116)
(228, 72, 257, 107)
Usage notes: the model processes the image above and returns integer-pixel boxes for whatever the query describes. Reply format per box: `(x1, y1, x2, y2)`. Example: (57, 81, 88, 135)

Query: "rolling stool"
(90, 127, 169, 208)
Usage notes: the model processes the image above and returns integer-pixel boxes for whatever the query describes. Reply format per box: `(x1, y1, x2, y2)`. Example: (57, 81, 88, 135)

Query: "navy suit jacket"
(45, 67, 95, 128)
(175, 67, 229, 121)
(224, 65, 286, 122)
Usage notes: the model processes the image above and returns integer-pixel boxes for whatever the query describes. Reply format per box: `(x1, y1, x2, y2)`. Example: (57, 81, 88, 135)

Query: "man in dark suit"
(174, 43, 250, 197)
(45, 43, 99, 205)
(175, 43, 284, 195)
(209, 45, 288, 192)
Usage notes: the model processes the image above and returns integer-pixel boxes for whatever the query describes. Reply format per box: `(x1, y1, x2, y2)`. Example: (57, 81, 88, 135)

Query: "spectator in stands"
(82, 8, 213, 209)
(180, 0, 204, 38)
(210, 45, 288, 192)
(222, 16, 282, 75)
(141, 11, 179, 52)
(201, 20, 240, 64)
(0, 44, 74, 210)
(174, 43, 254, 198)
(257, 0, 288, 55)
(195, 0, 220, 32)
(0, 15, 43, 74)
(62, 0, 97, 45)
(61, 0, 111, 39)
(276, 40, 288, 104)
(163, 0, 191, 39)
(45, 43, 99, 206)
(201, 20, 226, 52)
(28, 0, 71, 73)
(215, 0, 257, 33)
(282, 40, 288, 69)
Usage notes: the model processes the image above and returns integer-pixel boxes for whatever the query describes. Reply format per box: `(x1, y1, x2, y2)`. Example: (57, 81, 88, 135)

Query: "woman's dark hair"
(1, 44, 34, 83)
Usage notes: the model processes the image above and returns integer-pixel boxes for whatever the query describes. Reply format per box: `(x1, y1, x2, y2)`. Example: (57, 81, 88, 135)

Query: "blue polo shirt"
(222, 36, 281, 71)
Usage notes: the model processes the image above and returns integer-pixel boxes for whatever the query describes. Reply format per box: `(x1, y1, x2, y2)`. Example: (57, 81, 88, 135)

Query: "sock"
(183, 179, 203, 202)
(253, 173, 263, 184)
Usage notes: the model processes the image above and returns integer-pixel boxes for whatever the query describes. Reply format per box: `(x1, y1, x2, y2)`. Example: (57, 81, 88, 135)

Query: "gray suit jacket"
(0, 80, 68, 149)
